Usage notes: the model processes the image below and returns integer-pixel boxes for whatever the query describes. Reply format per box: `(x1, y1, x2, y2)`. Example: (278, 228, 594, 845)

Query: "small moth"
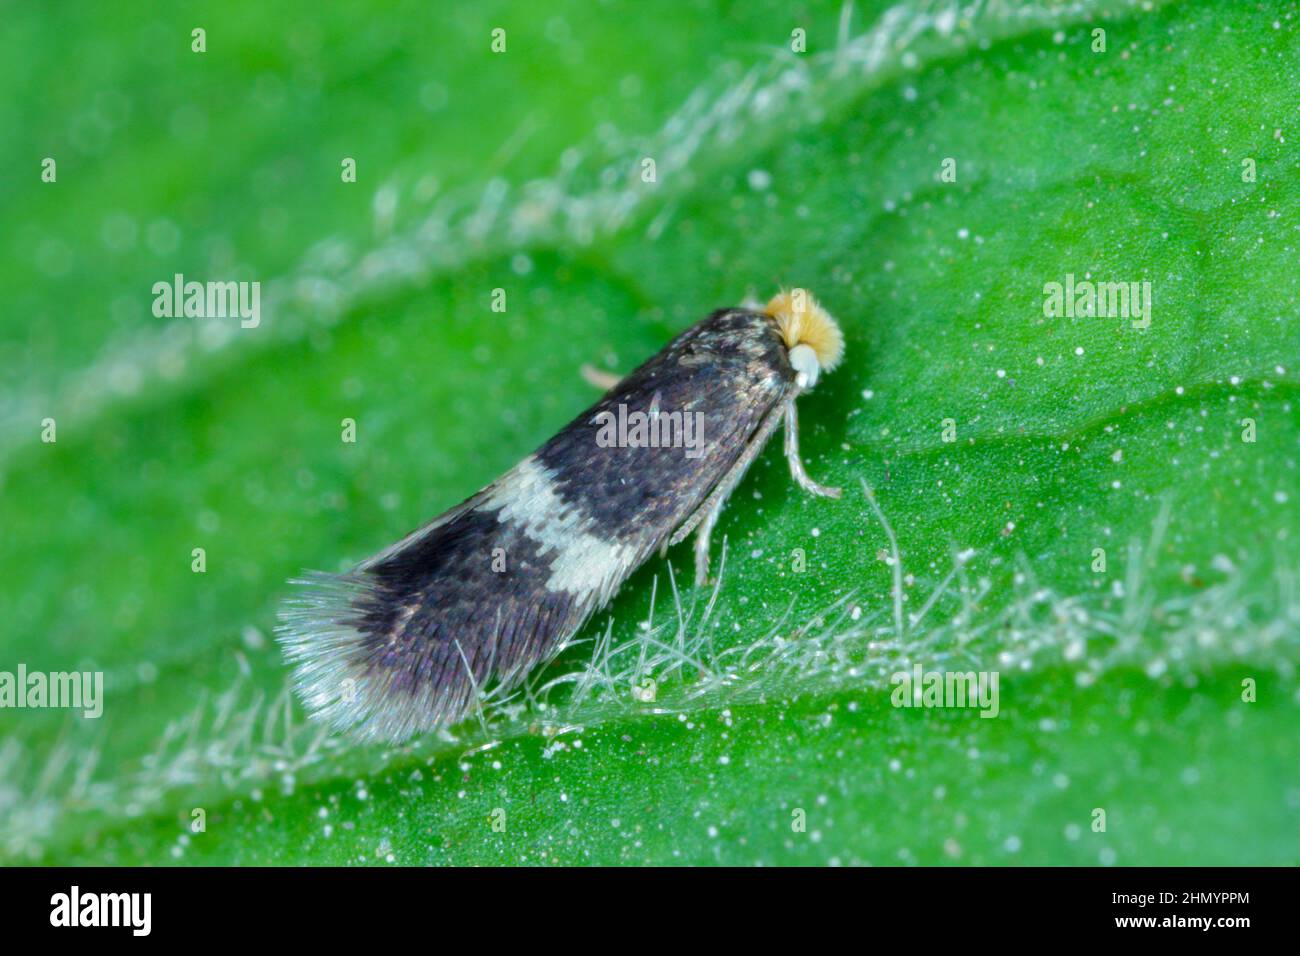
(278, 289, 845, 742)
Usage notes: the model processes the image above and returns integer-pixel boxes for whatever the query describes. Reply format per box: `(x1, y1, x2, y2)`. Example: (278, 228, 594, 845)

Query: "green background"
(1, 0, 1296, 865)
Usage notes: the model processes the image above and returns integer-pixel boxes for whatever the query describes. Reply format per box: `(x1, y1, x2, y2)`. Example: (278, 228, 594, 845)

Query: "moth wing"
(278, 307, 799, 743)
(277, 464, 601, 742)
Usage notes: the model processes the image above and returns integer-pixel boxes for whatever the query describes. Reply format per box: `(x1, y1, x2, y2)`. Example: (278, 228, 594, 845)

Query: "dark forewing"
(278, 308, 794, 741)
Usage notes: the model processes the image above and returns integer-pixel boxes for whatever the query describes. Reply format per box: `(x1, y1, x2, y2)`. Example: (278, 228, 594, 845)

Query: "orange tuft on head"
(763, 289, 845, 374)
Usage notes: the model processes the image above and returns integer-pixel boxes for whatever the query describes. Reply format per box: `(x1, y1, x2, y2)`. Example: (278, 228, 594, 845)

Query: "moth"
(278, 289, 845, 742)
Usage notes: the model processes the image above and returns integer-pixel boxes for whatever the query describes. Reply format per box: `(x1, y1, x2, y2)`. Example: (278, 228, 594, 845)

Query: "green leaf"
(2, 0, 1297, 865)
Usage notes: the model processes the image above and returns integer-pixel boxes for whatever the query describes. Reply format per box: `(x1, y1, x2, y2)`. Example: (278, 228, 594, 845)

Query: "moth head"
(763, 289, 845, 390)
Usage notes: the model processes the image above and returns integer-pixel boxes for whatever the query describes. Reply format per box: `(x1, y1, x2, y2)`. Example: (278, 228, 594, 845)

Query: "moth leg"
(784, 399, 842, 499)
(580, 363, 622, 392)
(692, 497, 725, 586)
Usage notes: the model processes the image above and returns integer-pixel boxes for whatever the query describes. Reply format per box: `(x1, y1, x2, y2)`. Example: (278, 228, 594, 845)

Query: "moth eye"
(788, 343, 821, 389)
